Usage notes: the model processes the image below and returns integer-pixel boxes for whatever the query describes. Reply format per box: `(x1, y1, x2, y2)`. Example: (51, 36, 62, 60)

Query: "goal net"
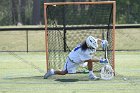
(44, 1, 116, 72)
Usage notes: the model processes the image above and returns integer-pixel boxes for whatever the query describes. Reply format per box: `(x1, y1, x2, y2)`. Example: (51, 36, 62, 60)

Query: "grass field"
(0, 51, 140, 93)
(0, 26, 140, 93)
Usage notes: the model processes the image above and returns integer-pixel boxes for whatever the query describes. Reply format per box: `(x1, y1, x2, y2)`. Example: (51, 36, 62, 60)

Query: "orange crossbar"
(44, 1, 116, 6)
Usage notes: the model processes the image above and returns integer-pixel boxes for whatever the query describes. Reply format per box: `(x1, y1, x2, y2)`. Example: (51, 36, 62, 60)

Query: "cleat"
(92, 76, 100, 80)
(44, 69, 54, 79)
(89, 74, 100, 80)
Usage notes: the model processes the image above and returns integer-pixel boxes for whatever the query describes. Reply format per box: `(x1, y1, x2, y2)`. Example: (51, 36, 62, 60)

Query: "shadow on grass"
(4, 76, 89, 81)
(55, 79, 79, 82)
(4, 76, 90, 83)
(4, 76, 43, 80)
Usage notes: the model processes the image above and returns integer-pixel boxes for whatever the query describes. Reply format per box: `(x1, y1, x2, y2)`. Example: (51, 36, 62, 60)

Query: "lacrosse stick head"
(100, 64, 114, 80)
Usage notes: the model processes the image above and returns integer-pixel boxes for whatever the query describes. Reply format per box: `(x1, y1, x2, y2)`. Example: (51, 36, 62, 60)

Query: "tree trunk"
(11, 0, 18, 25)
(21, 0, 26, 25)
(17, 0, 22, 25)
(33, 0, 41, 25)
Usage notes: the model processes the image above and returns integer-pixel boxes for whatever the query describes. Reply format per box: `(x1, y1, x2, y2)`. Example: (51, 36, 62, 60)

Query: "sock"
(89, 70, 94, 74)
(50, 69, 55, 75)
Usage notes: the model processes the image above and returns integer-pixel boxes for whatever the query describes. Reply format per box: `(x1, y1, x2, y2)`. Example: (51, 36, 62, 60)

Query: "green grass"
(0, 52, 140, 93)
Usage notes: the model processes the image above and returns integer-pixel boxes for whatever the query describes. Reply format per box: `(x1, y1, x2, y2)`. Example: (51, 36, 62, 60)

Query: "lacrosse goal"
(44, 1, 116, 72)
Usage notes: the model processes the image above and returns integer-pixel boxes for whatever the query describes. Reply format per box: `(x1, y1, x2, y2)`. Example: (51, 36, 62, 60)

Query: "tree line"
(0, 0, 139, 26)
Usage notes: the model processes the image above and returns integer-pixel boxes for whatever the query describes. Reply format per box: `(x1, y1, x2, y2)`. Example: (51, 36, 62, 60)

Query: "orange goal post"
(44, 1, 116, 73)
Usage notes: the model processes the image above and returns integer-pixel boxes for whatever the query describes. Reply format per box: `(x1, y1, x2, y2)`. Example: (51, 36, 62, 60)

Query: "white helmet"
(86, 36, 98, 49)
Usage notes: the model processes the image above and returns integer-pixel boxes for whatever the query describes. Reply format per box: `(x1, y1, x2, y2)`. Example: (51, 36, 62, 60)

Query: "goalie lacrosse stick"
(100, 31, 114, 80)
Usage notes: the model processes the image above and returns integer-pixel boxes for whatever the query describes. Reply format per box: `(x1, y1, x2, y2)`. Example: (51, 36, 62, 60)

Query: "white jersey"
(68, 44, 96, 63)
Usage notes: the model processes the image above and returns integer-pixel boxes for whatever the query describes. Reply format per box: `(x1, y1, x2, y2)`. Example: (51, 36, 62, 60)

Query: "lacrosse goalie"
(44, 36, 111, 80)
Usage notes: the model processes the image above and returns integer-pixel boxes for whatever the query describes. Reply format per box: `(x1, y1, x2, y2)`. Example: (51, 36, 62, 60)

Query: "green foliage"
(0, 0, 12, 25)
(116, 0, 140, 24)
(0, 0, 140, 25)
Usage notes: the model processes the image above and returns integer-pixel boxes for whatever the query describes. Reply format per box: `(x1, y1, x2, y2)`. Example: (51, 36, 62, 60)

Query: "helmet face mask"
(89, 47, 96, 52)
(86, 36, 98, 50)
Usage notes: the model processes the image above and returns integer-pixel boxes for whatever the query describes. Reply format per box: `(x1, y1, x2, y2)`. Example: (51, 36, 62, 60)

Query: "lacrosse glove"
(101, 40, 108, 50)
(100, 58, 108, 63)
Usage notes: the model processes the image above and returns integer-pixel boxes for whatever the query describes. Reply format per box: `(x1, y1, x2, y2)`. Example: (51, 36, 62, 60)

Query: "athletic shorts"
(63, 57, 79, 74)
